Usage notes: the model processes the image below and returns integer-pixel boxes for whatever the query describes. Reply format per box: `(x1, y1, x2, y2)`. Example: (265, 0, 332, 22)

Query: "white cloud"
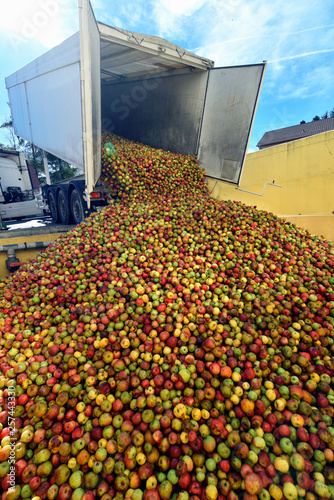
(276, 65, 334, 101)
(0, 0, 77, 49)
(156, 0, 207, 16)
(149, 0, 334, 73)
(152, 0, 208, 39)
(269, 48, 334, 63)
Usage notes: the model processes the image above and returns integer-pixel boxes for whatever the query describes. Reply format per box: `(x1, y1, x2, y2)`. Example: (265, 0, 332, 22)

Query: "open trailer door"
(197, 63, 266, 184)
(78, 0, 101, 198)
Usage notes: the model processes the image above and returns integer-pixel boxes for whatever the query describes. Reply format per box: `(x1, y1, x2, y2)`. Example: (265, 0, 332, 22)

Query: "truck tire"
(48, 191, 60, 223)
(58, 190, 72, 225)
(70, 188, 85, 225)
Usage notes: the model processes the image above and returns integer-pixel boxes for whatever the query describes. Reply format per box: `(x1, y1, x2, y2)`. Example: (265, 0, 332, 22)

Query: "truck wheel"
(48, 191, 60, 223)
(70, 189, 85, 225)
(58, 190, 72, 225)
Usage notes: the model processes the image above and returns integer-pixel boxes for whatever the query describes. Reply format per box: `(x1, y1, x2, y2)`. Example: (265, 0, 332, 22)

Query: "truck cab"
(0, 149, 43, 221)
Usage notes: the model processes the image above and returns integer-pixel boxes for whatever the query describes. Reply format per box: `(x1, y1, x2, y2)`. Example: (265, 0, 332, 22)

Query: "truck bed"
(5, 0, 265, 197)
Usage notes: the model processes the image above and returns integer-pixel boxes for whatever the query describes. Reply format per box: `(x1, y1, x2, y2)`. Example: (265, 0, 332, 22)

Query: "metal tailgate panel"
(79, 0, 101, 195)
(198, 64, 266, 183)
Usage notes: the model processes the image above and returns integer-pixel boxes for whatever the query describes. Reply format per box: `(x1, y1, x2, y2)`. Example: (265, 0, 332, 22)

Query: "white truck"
(5, 0, 266, 225)
(0, 148, 43, 222)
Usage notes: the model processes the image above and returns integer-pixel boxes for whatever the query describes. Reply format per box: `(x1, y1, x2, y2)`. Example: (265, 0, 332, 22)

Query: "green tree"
(0, 119, 24, 150)
(310, 107, 334, 121)
(45, 152, 79, 183)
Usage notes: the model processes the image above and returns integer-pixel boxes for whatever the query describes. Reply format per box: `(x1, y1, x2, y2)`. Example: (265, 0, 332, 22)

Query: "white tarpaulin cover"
(6, 33, 84, 170)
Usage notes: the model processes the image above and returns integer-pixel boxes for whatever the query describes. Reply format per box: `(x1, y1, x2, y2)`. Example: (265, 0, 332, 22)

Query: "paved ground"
(5, 215, 54, 231)
(0, 216, 75, 239)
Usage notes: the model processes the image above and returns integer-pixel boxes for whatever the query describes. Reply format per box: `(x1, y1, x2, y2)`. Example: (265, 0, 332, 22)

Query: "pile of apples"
(101, 133, 208, 204)
(1, 133, 334, 500)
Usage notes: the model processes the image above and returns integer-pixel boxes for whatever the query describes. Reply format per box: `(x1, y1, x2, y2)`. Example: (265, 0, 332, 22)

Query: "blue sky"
(0, 0, 333, 151)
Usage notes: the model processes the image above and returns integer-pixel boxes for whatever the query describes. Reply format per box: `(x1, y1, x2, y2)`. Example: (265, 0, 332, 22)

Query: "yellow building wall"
(207, 130, 334, 241)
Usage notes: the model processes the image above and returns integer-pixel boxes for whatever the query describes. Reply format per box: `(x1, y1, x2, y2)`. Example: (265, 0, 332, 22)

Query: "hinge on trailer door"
(128, 35, 144, 45)
(176, 48, 185, 59)
(84, 189, 91, 209)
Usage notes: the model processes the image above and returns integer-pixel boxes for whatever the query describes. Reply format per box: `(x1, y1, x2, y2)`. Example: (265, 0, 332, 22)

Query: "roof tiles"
(257, 116, 334, 149)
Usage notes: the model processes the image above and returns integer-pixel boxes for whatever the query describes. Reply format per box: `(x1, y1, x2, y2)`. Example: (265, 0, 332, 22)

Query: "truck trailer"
(5, 0, 266, 225)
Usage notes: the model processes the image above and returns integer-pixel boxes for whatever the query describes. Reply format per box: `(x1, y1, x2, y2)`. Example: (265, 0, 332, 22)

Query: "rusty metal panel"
(198, 63, 266, 183)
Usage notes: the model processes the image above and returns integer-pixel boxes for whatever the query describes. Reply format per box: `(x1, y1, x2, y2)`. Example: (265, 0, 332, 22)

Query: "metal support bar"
(235, 181, 282, 197)
(43, 150, 51, 185)
(0, 241, 53, 252)
(101, 69, 124, 80)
